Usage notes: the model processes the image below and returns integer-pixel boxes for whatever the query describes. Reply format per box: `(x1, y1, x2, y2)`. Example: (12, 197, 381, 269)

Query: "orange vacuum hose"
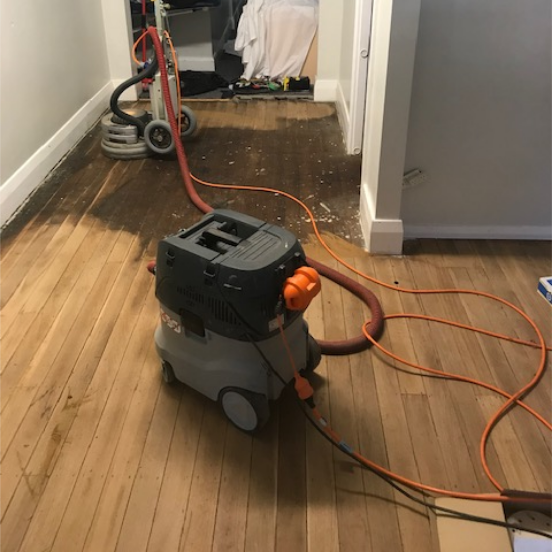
(146, 27, 550, 502)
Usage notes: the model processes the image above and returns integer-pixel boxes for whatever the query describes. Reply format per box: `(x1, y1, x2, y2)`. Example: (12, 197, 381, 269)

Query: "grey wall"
(402, 0, 552, 237)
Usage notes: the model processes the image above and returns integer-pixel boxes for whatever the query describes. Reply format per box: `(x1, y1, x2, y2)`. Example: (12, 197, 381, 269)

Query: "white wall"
(1, 0, 112, 225)
(402, 0, 552, 239)
(338, 1, 355, 112)
(101, 0, 136, 96)
(314, 0, 343, 100)
(170, 10, 216, 72)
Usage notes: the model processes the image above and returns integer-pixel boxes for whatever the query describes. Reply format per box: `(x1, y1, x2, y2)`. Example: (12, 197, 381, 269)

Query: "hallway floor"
(1, 99, 551, 552)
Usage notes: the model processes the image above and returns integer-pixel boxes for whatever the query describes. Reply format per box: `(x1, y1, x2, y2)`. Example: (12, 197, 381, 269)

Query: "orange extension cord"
(140, 26, 551, 503)
(191, 174, 550, 500)
(163, 31, 182, 136)
(131, 29, 145, 66)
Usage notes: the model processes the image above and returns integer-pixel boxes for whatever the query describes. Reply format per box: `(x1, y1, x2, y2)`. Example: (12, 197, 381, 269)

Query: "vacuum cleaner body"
(153, 209, 321, 431)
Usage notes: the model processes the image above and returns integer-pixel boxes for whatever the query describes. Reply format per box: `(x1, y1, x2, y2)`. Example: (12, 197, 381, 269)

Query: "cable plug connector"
(275, 296, 285, 316)
(283, 266, 321, 311)
(294, 374, 314, 401)
(304, 396, 316, 409)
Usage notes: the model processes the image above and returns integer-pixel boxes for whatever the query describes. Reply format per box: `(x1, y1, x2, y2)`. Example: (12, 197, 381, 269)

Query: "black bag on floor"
(179, 71, 228, 97)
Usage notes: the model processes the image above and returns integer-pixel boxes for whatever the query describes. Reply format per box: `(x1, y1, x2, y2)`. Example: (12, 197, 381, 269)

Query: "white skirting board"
(0, 82, 113, 228)
(313, 79, 337, 102)
(404, 224, 552, 240)
(359, 188, 404, 254)
(334, 80, 350, 154)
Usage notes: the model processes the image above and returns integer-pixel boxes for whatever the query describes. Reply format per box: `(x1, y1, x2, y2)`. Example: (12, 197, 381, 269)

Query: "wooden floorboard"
(1, 99, 551, 552)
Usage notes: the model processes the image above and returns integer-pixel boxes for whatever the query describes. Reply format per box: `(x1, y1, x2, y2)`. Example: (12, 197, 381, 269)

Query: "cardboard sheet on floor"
(434, 498, 512, 552)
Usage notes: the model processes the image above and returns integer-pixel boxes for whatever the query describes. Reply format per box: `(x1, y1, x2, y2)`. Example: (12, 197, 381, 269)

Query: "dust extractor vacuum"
(147, 209, 322, 432)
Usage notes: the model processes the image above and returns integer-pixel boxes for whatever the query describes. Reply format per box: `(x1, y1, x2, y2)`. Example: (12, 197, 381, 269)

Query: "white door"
(336, 0, 372, 155)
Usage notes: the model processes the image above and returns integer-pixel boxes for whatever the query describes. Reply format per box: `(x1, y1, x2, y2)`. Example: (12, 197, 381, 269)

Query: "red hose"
(146, 27, 384, 355)
(308, 258, 384, 354)
(141, 0, 147, 64)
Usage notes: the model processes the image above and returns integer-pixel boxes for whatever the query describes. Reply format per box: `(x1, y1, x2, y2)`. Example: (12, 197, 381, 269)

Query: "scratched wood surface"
(1, 99, 551, 552)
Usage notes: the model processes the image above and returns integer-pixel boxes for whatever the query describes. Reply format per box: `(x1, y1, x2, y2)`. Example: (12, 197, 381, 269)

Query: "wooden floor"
(1, 100, 551, 552)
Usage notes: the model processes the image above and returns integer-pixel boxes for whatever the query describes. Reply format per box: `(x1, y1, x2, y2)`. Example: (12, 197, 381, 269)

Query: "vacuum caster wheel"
(144, 120, 175, 154)
(179, 105, 197, 138)
(219, 388, 269, 433)
(161, 360, 176, 385)
(304, 335, 322, 373)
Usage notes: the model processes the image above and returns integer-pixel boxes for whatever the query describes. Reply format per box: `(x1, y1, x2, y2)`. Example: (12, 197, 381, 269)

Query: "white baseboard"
(1, 82, 113, 227)
(404, 224, 552, 240)
(313, 79, 337, 102)
(360, 189, 404, 254)
(335, 80, 351, 154)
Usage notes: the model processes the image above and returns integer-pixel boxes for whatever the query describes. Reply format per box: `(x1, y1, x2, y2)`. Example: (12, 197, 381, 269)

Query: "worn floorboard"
(1, 99, 551, 552)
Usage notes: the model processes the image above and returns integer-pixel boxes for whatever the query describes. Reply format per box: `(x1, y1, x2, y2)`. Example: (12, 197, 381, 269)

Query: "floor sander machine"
(101, 1, 197, 160)
(147, 209, 322, 432)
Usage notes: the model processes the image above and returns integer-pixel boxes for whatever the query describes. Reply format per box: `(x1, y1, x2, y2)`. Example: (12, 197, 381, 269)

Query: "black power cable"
(243, 324, 552, 541)
(211, 281, 551, 541)
(297, 400, 552, 541)
(110, 56, 159, 135)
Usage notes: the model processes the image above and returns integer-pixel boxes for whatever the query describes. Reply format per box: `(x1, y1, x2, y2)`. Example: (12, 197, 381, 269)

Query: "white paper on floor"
(513, 538, 552, 552)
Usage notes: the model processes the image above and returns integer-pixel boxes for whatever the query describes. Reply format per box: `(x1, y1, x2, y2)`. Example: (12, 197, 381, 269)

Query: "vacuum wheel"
(161, 360, 176, 385)
(179, 105, 197, 138)
(219, 388, 269, 433)
(304, 335, 322, 373)
(144, 120, 175, 154)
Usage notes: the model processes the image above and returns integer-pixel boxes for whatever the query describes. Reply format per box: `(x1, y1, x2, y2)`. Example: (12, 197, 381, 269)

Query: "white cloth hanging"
(235, 0, 318, 80)
(235, 0, 269, 80)
(265, 0, 318, 79)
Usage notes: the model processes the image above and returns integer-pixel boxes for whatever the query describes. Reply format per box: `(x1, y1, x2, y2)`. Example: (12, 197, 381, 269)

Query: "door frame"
(335, 0, 373, 155)
(359, 0, 422, 253)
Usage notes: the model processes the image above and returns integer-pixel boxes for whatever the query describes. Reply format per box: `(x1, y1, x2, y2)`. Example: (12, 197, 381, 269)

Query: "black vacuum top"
(155, 209, 307, 339)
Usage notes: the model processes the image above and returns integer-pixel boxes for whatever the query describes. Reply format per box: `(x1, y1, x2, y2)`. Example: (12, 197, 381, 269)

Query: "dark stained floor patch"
(2, 100, 364, 252)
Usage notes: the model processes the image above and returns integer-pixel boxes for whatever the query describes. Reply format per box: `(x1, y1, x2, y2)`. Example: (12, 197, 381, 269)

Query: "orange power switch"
(283, 266, 321, 311)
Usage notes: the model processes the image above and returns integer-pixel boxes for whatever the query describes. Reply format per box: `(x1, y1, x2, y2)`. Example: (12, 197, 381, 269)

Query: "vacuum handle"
(202, 228, 242, 248)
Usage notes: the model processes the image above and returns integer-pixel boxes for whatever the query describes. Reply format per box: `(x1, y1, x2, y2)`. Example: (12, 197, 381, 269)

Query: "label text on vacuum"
(161, 310, 181, 333)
